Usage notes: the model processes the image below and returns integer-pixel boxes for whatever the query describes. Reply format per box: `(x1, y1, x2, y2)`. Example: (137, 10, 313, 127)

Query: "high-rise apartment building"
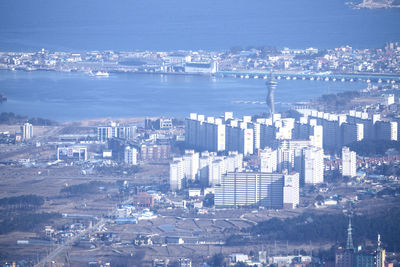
(341, 123, 364, 146)
(170, 158, 185, 191)
(215, 172, 299, 209)
(185, 113, 226, 152)
(375, 121, 398, 141)
(303, 146, 324, 184)
(21, 122, 33, 140)
(342, 147, 357, 177)
(260, 148, 277, 173)
(182, 150, 199, 182)
(124, 146, 138, 165)
(97, 121, 137, 142)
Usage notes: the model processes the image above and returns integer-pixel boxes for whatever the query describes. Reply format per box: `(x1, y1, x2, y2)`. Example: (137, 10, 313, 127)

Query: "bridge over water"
(216, 71, 400, 83)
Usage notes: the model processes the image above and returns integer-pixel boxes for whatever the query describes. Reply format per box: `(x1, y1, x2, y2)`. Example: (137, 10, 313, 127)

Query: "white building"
(21, 122, 33, 140)
(97, 121, 137, 142)
(342, 146, 357, 177)
(184, 61, 218, 74)
(209, 159, 225, 186)
(182, 150, 199, 181)
(198, 151, 243, 187)
(215, 172, 299, 209)
(381, 94, 395, 106)
(170, 158, 185, 191)
(185, 113, 226, 152)
(124, 146, 138, 165)
(283, 172, 300, 209)
(303, 147, 324, 184)
(260, 148, 277, 173)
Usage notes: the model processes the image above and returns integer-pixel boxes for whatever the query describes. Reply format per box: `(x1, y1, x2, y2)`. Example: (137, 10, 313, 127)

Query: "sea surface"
(0, 0, 399, 51)
(0, 0, 396, 121)
(0, 70, 367, 121)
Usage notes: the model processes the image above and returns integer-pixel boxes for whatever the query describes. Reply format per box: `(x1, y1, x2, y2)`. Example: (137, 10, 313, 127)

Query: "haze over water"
(1, 0, 399, 51)
(0, 71, 366, 121)
(0, 0, 398, 121)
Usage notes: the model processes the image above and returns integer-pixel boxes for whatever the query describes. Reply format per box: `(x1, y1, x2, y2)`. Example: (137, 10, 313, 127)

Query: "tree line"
(0, 195, 45, 211)
(60, 181, 115, 195)
(0, 112, 57, 126)
(227, 207, 400, 251)
(0, 212, 61, 235)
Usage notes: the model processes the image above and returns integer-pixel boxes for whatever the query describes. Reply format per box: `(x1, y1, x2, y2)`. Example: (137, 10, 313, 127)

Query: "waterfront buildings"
(184, 61, 218, 74)
(185, 112, 320, 156)
(97, 121, 137, 142)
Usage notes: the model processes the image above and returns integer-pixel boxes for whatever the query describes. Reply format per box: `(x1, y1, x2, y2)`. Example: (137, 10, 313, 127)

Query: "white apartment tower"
(303, 147, 324, 184)
(183, 150, 199, 181)
(342, 146, 357, 177)
(260, 148, 277, 173)
(170, 158, 185, 191)
(124, 146, 138, 165)
(21, 122, 33, 140)
(283, 172, 300, 209)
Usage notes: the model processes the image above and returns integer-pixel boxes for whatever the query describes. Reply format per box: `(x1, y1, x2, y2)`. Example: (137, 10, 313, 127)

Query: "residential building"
(342, 147, 357, 177)
(260, 148, 277, 173)
(124, 146, 138, 165)
(170, 158, 184, 191)
(303, 146, 324, 184)
(21, 122, 33, 140)
(215, 172, 299, 209)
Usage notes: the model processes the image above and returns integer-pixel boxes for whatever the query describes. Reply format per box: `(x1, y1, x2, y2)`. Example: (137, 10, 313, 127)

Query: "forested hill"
(229, 208, 400, 251)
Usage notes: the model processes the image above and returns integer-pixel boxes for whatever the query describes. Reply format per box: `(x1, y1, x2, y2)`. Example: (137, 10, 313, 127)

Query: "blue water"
(0, 0, 395, 121)
(0, 70, 366, 121)
(0, 0, 399, 51)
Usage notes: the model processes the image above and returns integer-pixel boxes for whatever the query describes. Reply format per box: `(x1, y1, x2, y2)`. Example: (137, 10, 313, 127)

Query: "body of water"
(0, 70, 367, 121)
(0, 0, 395, 121)
(0, 0, 399, 52)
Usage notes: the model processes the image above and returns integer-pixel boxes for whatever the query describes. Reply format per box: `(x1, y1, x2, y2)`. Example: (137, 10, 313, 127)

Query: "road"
(34, 217, 107, 267)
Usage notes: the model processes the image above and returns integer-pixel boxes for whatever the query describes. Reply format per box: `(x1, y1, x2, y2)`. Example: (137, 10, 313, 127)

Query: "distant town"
(0, 43, 400, 266)
(0, 42, 400, 84)
(347, 0, 400, 9)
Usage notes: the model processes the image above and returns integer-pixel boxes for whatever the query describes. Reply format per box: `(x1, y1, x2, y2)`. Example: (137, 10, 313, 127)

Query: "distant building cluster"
(170, 150, 243, 190)
(2, 42, 400, 77)
(171, 110, 372, 209)
(300, 109, 397, 152)
(97, 121, 137, 142)
(57, 146, 88, 161)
